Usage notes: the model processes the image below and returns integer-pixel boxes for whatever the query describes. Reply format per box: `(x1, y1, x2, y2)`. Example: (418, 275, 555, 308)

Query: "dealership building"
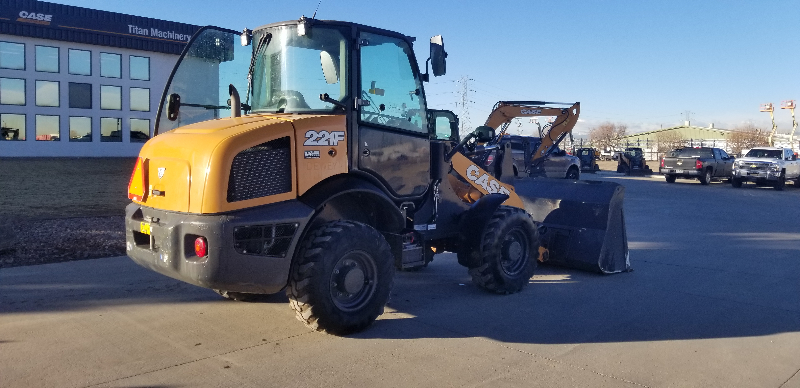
(0, 0, 201, 157)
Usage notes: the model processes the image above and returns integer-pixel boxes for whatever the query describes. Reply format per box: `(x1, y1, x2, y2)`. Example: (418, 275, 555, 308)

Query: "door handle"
(362, 148, 370, 157)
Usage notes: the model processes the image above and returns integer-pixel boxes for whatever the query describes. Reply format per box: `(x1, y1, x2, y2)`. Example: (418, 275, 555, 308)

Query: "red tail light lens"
(696, 159, 703, 169)
(194, 237, 208, 257)
(660, 158, 665, 168)
(485, 154, 495, 166)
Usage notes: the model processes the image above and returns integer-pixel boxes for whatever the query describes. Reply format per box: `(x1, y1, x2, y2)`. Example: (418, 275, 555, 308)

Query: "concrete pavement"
(2, 173, 800, 387)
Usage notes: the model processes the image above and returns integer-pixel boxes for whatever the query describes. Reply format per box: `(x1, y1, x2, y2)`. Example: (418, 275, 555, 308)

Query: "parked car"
(660, 147, 735, 185)
(484, 135, 581, 179)
(731, 147, 800, 190)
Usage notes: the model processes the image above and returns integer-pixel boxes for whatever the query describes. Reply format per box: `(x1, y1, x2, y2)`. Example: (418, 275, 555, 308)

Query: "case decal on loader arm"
(450, 152, 524, 208)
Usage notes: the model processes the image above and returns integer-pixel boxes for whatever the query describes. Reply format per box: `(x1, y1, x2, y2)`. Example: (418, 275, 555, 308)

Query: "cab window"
(359, 32, 426, 133)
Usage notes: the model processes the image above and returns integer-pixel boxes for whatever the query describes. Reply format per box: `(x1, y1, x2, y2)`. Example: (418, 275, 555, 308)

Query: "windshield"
(745, 149, 782, 159)
(251, 25, 349, 113)
(626, 148, 643, 156)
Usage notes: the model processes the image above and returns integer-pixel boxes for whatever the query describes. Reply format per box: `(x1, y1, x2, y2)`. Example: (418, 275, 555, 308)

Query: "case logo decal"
(304, 130, 345, 146)
(466, 165, 511, 195)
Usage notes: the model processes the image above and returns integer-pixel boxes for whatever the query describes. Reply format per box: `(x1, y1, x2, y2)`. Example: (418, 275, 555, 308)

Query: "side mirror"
(473, 126, 495, 143)
(430, 35, 447, 77)
(166, 93, 181, 121)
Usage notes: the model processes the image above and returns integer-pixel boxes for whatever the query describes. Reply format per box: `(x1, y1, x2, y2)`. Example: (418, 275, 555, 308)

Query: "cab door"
(356, 31, 430, 198)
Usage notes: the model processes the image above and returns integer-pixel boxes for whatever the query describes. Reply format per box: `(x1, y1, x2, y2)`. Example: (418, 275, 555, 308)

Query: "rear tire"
(731, 177, 743, 188)
(665, 175, 676, 183)
(468, 206, 537, 294)
(699, 169, 712, 185)
(287, 221, 394, 335)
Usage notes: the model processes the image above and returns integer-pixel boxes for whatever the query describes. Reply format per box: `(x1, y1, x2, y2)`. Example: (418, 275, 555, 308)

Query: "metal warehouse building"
(0, 0, 200, 157)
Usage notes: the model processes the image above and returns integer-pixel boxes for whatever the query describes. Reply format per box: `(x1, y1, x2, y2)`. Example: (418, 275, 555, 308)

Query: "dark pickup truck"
(660, 147, 735, 185)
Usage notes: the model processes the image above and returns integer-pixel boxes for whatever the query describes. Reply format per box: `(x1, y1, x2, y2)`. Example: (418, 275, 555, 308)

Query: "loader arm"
(484, 101, 580, 166)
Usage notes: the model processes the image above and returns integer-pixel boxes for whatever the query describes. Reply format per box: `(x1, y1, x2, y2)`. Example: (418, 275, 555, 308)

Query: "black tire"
(623, 165, 631, 176)
(794, 178, 800, 188)
(287, 221, 394, 335)
(699, 169, 712, 185)
(468, 206, 537, 294)
(616, 165, 624, 173)
(594, 163, 599, 171)
(665, 175, 676, 183)
(214, 289, 259, 302)
(775, 174, 786, 191)
(731, 177, 743, 188)
(565, 166, 580, 180)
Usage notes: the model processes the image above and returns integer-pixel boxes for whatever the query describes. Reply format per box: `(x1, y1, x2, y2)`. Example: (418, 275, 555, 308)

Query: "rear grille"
(227, 137, 292, 202)
(233, 223, 298, 257)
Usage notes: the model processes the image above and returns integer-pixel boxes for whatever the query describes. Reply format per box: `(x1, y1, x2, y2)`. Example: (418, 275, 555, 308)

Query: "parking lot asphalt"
(2, 172, 800, 388)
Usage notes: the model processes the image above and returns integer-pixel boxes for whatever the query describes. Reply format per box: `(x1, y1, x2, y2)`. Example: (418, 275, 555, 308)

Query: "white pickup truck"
(731, 147, 800, 190)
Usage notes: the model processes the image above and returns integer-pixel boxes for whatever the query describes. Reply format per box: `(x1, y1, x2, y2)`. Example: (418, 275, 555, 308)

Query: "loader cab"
(156, 19, 447, 201)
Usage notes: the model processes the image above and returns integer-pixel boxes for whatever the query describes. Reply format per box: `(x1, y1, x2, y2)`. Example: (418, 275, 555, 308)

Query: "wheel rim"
(329, 250, 377, 312)
(567, 169, 578, 179)
(500, 228, 529, 276)
(705, 171, 711, 182)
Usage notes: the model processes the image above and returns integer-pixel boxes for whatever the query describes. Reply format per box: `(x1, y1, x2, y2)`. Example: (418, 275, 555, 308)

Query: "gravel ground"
(0, 216, 126, 268)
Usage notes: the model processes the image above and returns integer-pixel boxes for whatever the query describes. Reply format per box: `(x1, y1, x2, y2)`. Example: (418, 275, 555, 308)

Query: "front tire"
(287, 221, 394, 335)
(731, 177, 743, 188)
(665, 175, 676, 183)
(469, 207, 537, 294)
(775, 173, 786, 191)
(565, 166, 580, 180)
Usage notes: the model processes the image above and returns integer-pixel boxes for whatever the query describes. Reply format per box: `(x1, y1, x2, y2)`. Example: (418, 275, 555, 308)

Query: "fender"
(298, 174, 405, 234)
(456, 193, 509, 268)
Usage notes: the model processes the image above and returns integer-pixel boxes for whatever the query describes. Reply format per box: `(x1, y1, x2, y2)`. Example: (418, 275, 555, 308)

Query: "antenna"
(312, 0, 323, 18)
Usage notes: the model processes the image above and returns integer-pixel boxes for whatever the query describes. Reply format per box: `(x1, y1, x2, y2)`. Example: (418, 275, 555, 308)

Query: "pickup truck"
(731, 147, 800, 190)
(660, 147, 735, 185)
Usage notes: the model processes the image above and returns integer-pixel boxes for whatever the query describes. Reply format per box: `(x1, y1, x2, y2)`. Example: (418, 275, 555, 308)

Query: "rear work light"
(194, 237, 208, 257)
(695, 159, 703, 170)
(128, 157, 147, 201)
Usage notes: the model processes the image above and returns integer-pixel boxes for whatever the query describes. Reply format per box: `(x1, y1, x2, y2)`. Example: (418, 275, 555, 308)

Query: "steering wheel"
(269, 90, 310, 111)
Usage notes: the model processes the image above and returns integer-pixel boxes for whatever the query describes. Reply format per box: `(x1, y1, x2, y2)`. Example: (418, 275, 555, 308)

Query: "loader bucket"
(512, 178, 630, 274)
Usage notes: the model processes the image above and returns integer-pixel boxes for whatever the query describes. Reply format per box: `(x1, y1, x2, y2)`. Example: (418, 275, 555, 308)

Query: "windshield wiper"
(319, 93, 347, 111)
(246, 32, 272, 106)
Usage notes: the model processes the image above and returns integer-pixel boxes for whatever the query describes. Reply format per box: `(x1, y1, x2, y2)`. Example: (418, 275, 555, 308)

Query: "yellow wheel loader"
(125, 19, 629, 335)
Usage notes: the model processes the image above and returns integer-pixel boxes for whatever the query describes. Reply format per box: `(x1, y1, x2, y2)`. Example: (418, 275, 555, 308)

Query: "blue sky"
(55, 0, 800, 136)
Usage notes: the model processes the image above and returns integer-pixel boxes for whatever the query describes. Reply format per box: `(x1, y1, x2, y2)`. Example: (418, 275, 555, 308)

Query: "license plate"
(674, 169, 683, 173)
(140, 222, 151, 235)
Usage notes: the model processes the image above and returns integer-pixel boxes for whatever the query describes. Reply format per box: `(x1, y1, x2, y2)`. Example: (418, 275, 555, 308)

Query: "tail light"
(194, 237, 208, 257)
(485, 153, 495, 166)
(128, 157, 147, 201)
(695, 159, 703, 170)
(660, 158, 665, 168)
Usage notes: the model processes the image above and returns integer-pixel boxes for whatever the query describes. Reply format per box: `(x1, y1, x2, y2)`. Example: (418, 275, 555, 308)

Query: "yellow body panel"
(450, 153, 524, 209)
(132, 114, 347, 214)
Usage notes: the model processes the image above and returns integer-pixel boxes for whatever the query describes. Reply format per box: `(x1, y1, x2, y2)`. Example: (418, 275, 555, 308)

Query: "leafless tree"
(727, 123, 768, 156)
(588, 122, 627, 152)
(655, 131, 686, 157)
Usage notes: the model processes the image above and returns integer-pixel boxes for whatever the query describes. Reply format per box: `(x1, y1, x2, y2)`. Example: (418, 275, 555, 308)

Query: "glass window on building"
(130, 87, 150, 111)
(35, 46, 59, 73)
(69, 82, 92, 109)
(100, 52, 121, 78)
(35, 115, 60, 141)
(0, 78, 26, 105)
(69, 116, 92, 142)
(1, 113, 26, 141)
(36, 80, 60, 107)
(100, 117, 121, 142)
(68, 49, 91, 75)
(130, 56, 150, 81)
(0, 42, 25, 70)
(130, 118, 150, 142)
(100, 85, 122, 110)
